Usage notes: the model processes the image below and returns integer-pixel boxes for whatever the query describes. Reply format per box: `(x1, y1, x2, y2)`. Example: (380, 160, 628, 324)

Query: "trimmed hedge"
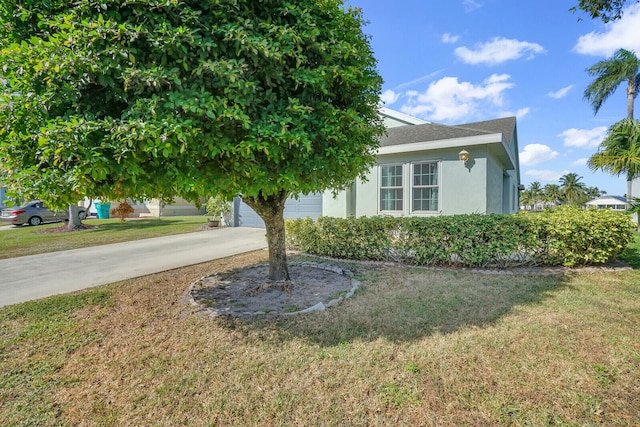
(285, 205, 635, 267)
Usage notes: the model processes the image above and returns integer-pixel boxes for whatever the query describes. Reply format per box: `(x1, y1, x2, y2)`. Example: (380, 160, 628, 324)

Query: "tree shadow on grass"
(248, 258, 571, 347)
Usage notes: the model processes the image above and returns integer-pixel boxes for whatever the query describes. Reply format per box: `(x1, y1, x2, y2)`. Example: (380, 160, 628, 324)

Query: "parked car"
(0, 201, 87, 226)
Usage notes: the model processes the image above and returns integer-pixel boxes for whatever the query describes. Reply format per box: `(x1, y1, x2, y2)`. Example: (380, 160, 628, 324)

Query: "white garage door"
(235, 193, 322, 228)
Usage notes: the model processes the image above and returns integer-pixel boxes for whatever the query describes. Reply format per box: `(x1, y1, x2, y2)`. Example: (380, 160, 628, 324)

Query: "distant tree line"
(520, 173, 606, 210)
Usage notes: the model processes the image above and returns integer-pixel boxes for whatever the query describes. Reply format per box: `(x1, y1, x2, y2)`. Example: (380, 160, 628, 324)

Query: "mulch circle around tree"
(187, 262, 360, 319)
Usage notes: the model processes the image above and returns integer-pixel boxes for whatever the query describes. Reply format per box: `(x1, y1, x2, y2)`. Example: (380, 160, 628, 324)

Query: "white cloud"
(525, 169, 570, 182)
(454, 37, 545, 65)
(499, 107, 530, 119)
(399, 74, 515, 122)
(442, 33, 460, 44)
(463, 0, 483, 12)
(574, 3, 640, 56)
(395, 70, 444, 90)
(380, 89, 400, 105)
(572, 158, 589, 166)
(548, 85, 574, 99)
(519, 144, 559, 166)
(559, 127, 607, 148)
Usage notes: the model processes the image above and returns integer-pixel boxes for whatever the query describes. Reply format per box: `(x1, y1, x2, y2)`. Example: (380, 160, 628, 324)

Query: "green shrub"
(286, 206, 634, 268)
(526, 205, 635, 266)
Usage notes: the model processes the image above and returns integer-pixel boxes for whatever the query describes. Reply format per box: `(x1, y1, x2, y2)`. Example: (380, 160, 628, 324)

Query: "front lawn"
(1, 236, 639, 425)
(0, 216, 209, 259)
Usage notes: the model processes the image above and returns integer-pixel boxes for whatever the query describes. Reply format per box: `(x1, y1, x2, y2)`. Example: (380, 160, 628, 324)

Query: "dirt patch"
(187, 262, 359, 319)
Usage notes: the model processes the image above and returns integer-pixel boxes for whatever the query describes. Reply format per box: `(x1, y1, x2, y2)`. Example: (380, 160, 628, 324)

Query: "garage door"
(235, 193, 322, 228)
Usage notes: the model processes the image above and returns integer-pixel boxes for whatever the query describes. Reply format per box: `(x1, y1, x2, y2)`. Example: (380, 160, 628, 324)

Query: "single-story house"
(585, 195, 628, 212)
(234, 108, 521, 227)
(100, 198, 204, 218)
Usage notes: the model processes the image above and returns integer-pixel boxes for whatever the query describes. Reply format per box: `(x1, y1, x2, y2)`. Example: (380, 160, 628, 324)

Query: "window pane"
(413, 162, 437, 186)
(381, 188, 403, 211)
(380, 165, 403, 211)
(413, 188, 438, 211)
(382, 165, 402, 187)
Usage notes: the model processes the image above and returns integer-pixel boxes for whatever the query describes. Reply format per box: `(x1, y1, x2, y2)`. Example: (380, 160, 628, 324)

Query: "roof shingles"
(380, 117, 516, 148)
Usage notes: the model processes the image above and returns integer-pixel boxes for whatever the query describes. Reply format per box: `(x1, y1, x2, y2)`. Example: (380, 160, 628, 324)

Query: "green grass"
(0, 216, 209, 259)
(0, 290, 113, 424)
(0, 235, 638, 425)
(620, 232, 640, 268)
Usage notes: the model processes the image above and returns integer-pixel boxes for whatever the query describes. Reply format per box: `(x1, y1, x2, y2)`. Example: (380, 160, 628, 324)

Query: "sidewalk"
(0, 227, 267, 307)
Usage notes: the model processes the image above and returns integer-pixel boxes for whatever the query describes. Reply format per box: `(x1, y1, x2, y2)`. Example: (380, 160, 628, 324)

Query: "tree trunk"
(243, 190, 290, 282)
(67, 204, 83, 230)
(628, 78, 635, 119)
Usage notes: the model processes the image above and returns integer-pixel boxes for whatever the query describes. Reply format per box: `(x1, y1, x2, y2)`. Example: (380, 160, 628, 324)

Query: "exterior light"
(458, 149, 470, 167)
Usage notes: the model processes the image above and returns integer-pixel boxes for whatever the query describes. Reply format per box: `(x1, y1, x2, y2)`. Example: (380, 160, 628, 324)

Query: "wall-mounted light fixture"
(458, 149, 470, 167)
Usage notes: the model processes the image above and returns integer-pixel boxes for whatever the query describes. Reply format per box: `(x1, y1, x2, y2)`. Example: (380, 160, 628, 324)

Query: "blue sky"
(348, 0, 640, 196)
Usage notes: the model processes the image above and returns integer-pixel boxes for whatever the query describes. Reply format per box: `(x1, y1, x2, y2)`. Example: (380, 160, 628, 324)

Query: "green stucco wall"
(336, 147, 499, 217)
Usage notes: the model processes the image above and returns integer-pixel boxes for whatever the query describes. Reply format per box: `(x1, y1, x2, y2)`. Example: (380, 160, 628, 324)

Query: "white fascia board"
(379, 107, 429, 125)
(377, 133, 503, 155)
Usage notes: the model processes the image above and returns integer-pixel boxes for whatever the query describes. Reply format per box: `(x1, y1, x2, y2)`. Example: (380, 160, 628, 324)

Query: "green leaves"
(0, 0, 383, 216)
(286, 206, 635, 268)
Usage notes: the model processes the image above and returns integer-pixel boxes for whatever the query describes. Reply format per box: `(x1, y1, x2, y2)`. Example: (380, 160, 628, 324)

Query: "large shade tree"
(0, 0, 384, 281)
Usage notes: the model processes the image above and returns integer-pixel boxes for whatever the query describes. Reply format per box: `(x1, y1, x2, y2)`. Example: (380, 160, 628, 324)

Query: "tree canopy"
(584, 49, 640, 120)
(588, 118, 640, 198)
(520, 175, 605, 210)
(0, 0, 384, 280)
(571, 0, 638, 22)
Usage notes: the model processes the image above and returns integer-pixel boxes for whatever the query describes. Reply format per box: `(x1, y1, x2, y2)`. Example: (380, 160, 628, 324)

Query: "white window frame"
(379, 163, 404, 212)
(411, 161, 440, 213)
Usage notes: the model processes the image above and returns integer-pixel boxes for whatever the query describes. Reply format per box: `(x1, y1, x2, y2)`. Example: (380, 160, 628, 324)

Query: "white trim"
(377, 161, 443, 216)
(379, 107, 430, 126)
(377, 133, 502, 155)
(378, 163, 404, 213)
(410, 161, 440, 213)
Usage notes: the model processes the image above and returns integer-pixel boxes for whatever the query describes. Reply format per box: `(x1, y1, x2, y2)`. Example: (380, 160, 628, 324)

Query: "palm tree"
(520, 189, 533, 210)
(584, 48, 640, 119)
(543, 184, 562, 207)
(588, 118, 640, 199)
(529, 181, 543, 209)
(560, 173, 587, 205)
(585, 187, 606, 199)
(627, 197, 640, 231)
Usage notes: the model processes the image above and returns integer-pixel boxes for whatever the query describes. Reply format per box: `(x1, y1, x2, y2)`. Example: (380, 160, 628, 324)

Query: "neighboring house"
(83, 198, 205, 218)
(585, 195, 628, 212)
(235, 109, 522, 227)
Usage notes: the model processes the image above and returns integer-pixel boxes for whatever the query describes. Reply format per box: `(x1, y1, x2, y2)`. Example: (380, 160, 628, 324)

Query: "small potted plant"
(205, 195, 232, 227)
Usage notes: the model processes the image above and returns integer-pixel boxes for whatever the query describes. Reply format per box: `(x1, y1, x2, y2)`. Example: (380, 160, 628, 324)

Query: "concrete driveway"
(0, 227, 267, 308)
